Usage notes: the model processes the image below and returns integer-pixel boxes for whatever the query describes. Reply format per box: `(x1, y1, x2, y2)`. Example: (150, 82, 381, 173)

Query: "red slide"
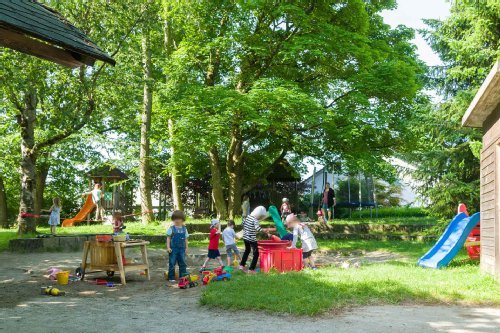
(62, 195, 95, 227)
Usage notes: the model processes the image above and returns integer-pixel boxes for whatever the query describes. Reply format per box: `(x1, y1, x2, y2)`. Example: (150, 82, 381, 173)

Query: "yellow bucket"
(56, 271, 70, 285)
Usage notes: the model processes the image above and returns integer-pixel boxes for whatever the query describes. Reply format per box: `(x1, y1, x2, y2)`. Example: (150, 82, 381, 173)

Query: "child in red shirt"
(200, 219, 224, 271)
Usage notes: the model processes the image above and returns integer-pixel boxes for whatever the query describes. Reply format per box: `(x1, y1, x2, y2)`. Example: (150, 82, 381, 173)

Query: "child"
(112, 212, 125, 234)
(286, 214, 318, 269)
(166, 210, 189, 282)
(298, 211, 311, 223)
(47, 197, 61, 235)
(240, 206, 271, 273)
(82, 183, 104, 221)
(222, 220, 241, 266)
(200, 219, 224, 271)
(280, 198, 291, 221)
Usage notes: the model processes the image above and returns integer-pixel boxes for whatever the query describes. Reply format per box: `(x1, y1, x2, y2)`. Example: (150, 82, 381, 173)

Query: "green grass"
(316, 239, 433, 260)
(201, 240, 498, 316)
(332, 216, 437, 225)
(0, 229, 18, 251)
(201, 260, 498, 316)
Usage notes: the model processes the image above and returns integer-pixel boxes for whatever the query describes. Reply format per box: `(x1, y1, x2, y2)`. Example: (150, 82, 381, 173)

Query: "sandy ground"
(0, 250, 499, 333)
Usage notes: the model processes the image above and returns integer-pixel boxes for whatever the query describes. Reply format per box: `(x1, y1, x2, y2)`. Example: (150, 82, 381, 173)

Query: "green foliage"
(351, 207, 429, 219)
(406, 1, 499, 219)
(158, 0, 424, 216)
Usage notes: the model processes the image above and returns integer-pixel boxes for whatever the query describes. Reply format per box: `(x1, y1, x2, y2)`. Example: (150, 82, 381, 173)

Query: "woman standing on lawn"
(239, 206, 270, 273)
(321, 182, 336, 223)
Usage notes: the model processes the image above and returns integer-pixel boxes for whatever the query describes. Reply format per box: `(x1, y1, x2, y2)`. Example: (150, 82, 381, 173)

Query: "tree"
(160, 0, 423, 218)
(139, 8, 155, 224)
(406, 1, 499, 218)
(0, 1, 144, 234)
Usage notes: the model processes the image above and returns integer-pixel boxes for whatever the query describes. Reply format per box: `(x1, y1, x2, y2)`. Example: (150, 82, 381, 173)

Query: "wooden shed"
(462, 60, 500, 280)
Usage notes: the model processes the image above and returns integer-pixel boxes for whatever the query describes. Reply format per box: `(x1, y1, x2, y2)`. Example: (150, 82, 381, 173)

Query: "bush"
(336, 206, 428, 219)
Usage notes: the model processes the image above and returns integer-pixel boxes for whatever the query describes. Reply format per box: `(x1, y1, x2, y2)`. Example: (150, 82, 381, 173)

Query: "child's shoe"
(168, 279, 176, 283)
(199, 266, 206, 273)
(246, 270, 257, 274)
(238, 265, 246, 271)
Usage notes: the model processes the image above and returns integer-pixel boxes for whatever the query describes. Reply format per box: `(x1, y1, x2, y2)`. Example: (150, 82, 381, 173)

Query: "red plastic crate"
(258, 240, 291, 250)
(259, 248, 303, 273)
(466, 224, 480, 260)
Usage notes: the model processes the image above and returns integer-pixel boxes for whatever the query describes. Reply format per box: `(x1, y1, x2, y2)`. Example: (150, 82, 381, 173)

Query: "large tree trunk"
(34, 162, 50, 220)
(139, 26, 154, 225)
(168, 119, 183, 210)
(226, 130, 244, 219)
(208, 147, 227, 219)
(0, 176, 8, 228)
(17, 90, 37, 234)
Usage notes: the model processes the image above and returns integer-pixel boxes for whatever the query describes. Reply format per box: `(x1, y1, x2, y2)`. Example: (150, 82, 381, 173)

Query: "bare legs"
(201, 256, 224, 269)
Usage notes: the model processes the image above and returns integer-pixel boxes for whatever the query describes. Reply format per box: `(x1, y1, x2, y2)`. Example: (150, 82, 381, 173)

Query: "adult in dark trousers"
(321, 182, 336, 223)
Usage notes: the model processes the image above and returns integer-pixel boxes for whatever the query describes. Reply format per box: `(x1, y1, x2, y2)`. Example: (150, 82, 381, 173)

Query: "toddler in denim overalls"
(166, 210, 189, 282)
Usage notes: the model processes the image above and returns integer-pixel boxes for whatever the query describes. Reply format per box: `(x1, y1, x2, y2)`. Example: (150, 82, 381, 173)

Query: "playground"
(1, 242, 499, 332)
(1, 0, 500, 332)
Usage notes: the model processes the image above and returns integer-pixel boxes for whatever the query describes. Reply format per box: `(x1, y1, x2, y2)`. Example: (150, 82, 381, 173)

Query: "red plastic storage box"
(258, 240, 302, 273)
(466, 224, 480, 260)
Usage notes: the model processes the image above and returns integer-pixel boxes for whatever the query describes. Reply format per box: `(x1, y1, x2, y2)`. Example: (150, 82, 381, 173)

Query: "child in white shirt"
(222, 220, 241, 266)
(286, 214, 318, 269)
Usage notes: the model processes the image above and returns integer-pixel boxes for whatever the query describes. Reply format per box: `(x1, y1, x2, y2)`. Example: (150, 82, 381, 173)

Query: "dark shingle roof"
(0, 0, 115, 66)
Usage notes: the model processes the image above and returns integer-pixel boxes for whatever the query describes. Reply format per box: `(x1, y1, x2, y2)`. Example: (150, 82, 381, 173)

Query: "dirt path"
(0, 251, 499, 333)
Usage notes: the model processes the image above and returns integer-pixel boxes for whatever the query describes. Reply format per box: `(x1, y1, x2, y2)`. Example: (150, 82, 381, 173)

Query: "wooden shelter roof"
(462, 61, 500, 128)
(0, 0, 115, 68)
(267, 159, 301, 182)
(88, 166, 128, 180)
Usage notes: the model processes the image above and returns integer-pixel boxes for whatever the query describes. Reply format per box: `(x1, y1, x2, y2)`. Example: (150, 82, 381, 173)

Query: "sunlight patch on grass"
(201, 261, 498, 316)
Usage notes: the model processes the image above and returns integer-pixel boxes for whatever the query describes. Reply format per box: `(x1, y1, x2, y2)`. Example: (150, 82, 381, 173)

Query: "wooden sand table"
(81, 239, 150, 285)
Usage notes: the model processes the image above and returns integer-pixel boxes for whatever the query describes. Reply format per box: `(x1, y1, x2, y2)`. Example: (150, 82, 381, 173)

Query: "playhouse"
(462, 60, 500, 280)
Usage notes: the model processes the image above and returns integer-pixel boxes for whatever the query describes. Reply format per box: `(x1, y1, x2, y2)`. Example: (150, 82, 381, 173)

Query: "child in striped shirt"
(239, 206, 271, 273)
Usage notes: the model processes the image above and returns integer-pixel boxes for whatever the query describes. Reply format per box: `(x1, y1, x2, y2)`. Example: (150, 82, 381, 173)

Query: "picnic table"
(81, 239, 150, 285)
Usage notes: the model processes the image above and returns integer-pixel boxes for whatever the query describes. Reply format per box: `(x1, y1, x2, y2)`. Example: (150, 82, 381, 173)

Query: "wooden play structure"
(81, 239, 150, 285)
(62, 166, 133, 227)
(87, 166, 132, 215)
(462, 60, 500, 280)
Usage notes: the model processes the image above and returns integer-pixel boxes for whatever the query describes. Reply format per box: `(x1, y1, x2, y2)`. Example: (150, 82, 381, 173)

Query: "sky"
(303, 0, 452, 179)
(381, 0, 451, 66)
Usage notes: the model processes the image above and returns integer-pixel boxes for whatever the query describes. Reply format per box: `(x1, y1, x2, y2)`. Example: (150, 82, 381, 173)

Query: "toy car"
(202, 271, 216, 285)
(178, 274, 199, 289)
(214, 272, 231, 281)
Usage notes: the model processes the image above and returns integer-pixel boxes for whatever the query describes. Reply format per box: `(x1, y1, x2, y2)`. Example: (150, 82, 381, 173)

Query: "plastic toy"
(41, 286, 65, 296)
(178, 274, 199, 289)
(418, 212, 480, 268)
(268, 205, 288, 238)
(202, 266, 232, 285)
(202, 271, 216, 285)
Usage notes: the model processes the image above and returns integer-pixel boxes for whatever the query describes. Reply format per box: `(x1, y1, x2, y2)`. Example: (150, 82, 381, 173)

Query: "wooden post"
(348, 175, 352, 218)
(309, 167, 316, 218)
(358, 172, 362, 218)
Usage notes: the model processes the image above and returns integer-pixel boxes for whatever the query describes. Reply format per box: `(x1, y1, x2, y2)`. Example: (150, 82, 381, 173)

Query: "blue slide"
(418, 212, 480, 269)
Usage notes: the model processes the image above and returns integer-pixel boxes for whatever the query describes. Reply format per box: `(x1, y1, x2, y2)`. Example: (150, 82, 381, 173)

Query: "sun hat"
(250, 206, 267, 219)
(211, 219, 220, 228)
(282, 198, 289, 202)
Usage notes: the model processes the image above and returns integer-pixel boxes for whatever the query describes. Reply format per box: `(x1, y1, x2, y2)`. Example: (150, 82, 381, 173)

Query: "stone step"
(184, 222, 435, 234)
(8, 231, 437, 253)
